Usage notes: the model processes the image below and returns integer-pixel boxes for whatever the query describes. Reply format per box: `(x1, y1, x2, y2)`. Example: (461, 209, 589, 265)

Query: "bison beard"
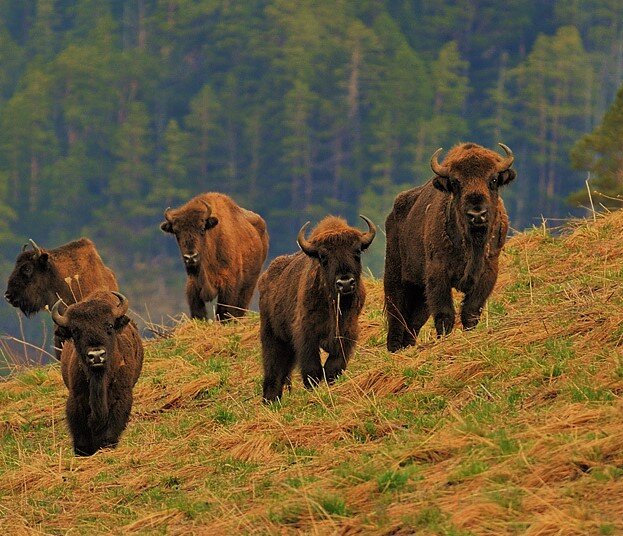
(384, 142, 515, 352)
(259, 215, 375, 402)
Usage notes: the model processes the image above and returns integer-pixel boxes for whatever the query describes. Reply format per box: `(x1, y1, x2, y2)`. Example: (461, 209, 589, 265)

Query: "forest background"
(1, 0, 622, 352)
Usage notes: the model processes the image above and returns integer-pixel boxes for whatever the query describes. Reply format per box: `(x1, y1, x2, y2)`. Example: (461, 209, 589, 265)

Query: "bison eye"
(318, 252, 328, 266)
(105, 322, 114, 334)
(489, 177, 499, 190)
(22, 264, 33, 276)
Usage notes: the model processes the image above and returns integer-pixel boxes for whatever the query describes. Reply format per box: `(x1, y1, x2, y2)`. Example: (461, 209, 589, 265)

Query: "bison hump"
(392, 185, 425, 220)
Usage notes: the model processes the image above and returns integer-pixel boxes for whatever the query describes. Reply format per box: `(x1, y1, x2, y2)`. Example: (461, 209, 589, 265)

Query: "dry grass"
(2, 212, 623, 534)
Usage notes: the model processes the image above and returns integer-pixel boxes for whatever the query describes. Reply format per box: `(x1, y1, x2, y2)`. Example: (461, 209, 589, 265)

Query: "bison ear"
(205, 216, 219, 230)
(160, 220, 174, 233)
(36, 252, 49, 265)
(498, 169, 516, 186)
(54, 326, 71, 341)
(432, 176, 451, 193)
(114, 315, 130, 331)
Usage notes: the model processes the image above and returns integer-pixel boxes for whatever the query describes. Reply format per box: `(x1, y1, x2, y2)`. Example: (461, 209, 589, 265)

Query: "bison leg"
(461, 263, 498, 330)
(66, 395, 95, 456)
(93, 392, 132, 451)
(403, 284, 429, 347)
(186, 277, 208, 319)
(261, 321, 295, 402)
(324, 352, 348, 383)
(426, 268, 455, 337)
(299, 343, 323, 390)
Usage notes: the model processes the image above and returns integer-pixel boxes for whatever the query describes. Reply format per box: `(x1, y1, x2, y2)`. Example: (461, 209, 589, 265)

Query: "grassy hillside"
(1, 212, 623, 535)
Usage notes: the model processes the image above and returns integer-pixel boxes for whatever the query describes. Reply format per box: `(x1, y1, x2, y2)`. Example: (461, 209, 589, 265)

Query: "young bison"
(384, 142, 516, 352)
(161, 193, 269, 320)
(259, 215, 376, 402)
(52, 291, 143, 456)
(4, 238, 119, 358)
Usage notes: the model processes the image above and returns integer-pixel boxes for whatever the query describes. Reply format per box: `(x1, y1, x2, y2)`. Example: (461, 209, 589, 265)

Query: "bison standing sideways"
(52, 291, 143, 456)
(259, 215, 376, 402)
(4, 238, 119, 358)
(161, 193, 269, 320)
(384, 142, 516, 352)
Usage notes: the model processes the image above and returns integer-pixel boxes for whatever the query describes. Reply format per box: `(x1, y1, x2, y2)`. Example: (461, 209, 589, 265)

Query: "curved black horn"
(359, 214, 377, 249)
(430, 148, 449, 178)
(497, 143, 514, 170)
(111, 291, 129, 318)
(296, 221, 318, 257)
(51, 299, 69, 327)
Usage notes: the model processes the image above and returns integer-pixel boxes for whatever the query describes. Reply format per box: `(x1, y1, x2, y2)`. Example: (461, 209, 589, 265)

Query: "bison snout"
(336, 277, 356, 295)
(4, 291, 13, 303)
(87, 348, 107, 367)
(183, 252, 199, 266)
(466, 208, 488, 226)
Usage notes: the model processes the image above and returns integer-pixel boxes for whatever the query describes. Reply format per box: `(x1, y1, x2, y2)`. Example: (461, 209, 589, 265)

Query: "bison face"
(5, 242, 53, 316)
(431, 143, 515, 235)
(298, 215, 376, 299)
(51, 291, 130, 370)
(160, 201, 218, 274)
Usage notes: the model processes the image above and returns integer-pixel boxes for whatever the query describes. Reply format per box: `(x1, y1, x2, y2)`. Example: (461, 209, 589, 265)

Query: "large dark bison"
(4, 238, 119, 358)
(160, 193, 269, 320)
(384, 142, 516, 352)
(52, 290, 143, 456)
(259, 215, 376, 402)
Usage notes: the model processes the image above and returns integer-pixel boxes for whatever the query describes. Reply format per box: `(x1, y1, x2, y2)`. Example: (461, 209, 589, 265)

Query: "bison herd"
(4, 142, 516, 456)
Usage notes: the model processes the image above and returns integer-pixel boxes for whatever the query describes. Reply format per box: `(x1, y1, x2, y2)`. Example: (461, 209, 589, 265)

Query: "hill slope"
(1, 212, 623, 534)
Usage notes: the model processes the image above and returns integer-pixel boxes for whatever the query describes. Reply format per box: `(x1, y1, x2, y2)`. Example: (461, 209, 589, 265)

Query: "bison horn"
(163, 207, 173, 223)
(29, 239, 42, 257)
(297, 221, 319, 257)
(201, 200, 212, 216)
(51, 299, 69, 327)
(111, 291, 129, 318)
(497, 142, 514, 170)
(430, 148, 449, 178)
(359, 214, 377, 249)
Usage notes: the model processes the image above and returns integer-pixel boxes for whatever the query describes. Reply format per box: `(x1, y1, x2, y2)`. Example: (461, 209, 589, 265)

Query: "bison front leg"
(185, 277, 208, 320)
(461, 262, 498, 330)
(261, 321, 295, 403)
(94, 392, 132, 451)
(298, 340, 323, 390)
(426, 267, 455, 337)
(66, 394, 95, 456)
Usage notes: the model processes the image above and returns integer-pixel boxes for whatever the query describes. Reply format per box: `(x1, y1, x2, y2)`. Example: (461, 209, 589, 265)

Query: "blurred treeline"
(0, 0, 622, 345)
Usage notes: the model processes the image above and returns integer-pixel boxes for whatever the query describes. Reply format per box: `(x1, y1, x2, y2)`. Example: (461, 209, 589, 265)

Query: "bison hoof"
(434, 313, 454, 337)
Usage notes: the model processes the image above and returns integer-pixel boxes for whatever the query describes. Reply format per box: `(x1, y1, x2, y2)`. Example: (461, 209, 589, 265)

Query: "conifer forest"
(1, 0, 623, 347)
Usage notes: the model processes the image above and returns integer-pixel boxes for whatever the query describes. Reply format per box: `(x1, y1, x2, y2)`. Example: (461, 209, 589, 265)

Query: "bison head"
(160, 200, 218, 274)
(51, 291, 130, 370)
(5, 240, 55, 316)
(430, 142, 515, 236)
(297, 215, 376, 299)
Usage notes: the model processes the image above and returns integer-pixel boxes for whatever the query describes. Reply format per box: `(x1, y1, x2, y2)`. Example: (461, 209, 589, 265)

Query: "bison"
(160, 193, 269, 321)
(259, 215, 376, 402)
(51, 290, 143, 456)
(4, 238, 119, 358)
(384, 142, 516, 352)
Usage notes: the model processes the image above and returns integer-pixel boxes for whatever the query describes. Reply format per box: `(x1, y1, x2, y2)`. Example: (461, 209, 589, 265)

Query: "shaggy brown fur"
(384, 143, 516, 352)
(54, 291, 143, 456)
(259, 215, 376, 402)
(161, 193, 269, 320)
(4, 238, 119, 358)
